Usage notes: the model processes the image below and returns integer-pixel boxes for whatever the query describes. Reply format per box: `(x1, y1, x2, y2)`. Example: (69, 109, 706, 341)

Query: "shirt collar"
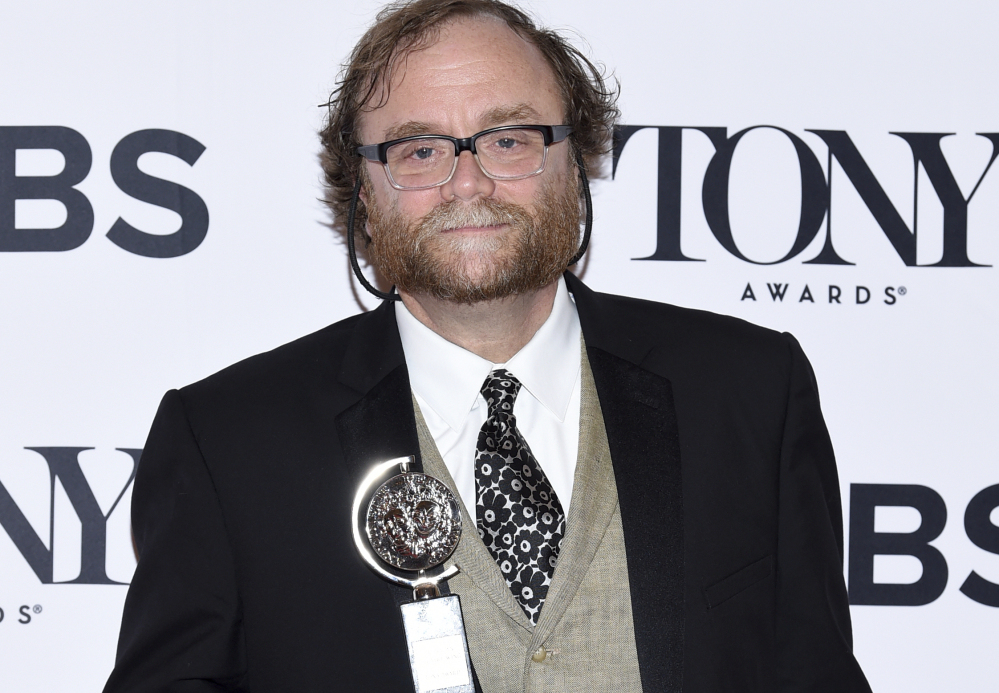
(396, 277, 581, 432)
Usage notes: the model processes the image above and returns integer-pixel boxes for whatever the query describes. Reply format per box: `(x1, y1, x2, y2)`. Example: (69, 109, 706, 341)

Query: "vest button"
(531, 647, 547, 663)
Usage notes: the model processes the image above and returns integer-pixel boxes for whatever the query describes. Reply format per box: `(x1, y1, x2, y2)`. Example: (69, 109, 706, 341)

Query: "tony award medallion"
(352, 456, 474, 693)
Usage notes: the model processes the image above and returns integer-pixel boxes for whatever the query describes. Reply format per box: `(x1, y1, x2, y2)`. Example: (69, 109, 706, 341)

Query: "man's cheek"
(398, 193, 442, 220)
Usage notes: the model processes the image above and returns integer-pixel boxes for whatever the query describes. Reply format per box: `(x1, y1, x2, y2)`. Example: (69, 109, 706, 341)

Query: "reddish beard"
(364, 175, 580, 304)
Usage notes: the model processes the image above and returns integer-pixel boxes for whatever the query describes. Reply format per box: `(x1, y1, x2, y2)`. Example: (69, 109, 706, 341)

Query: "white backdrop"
(1, 1, 996, 691)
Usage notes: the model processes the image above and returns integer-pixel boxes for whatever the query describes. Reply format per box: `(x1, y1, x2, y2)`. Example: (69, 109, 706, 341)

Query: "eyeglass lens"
(385, 128, 547, 189)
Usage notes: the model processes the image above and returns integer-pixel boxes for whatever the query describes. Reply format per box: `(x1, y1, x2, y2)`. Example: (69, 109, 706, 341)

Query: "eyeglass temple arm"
(551, 125, 573, 143)
(357, 143, 381, 161)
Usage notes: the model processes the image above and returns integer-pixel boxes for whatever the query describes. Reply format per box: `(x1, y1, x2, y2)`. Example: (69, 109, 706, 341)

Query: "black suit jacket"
(105, 273, 871, 692)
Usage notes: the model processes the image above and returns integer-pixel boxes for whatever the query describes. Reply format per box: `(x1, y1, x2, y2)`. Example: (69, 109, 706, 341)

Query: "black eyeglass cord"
(346, 175, 398, 301)
(346, 147, 594, 302)
(569, 148, 593, 266)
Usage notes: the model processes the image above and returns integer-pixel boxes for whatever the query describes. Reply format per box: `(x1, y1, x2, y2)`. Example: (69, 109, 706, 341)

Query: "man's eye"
(412, 146, 436, 159)
(495, 138, 519, 149)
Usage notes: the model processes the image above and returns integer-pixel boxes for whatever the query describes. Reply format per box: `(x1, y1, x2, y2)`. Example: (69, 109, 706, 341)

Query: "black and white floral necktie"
(475, 369, 566, 625)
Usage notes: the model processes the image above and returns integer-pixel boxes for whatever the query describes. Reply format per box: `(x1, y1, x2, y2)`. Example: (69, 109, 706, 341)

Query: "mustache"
(417, 198, 531, 235)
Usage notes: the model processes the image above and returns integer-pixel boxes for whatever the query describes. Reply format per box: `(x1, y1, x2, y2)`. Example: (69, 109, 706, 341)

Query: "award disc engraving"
(366, 473, 461, 571)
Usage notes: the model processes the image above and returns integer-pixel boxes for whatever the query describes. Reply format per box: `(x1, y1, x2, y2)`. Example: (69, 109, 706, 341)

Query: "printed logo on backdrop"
(0, 448, 138, 587)
(612, 125, 998, 305)
(0, 604, 43, 626)
(848, 484, 999, 608)
(0, 126, 208, 257)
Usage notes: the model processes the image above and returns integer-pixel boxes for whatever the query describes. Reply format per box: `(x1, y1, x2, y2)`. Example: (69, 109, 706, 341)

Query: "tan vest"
(413, 349, 643, 693)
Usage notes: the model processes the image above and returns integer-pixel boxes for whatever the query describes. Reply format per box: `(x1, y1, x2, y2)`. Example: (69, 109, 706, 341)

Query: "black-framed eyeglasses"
(356, 124, 572, 191)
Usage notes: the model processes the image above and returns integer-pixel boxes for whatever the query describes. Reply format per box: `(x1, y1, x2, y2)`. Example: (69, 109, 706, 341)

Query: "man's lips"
(440, 223, 507, 234)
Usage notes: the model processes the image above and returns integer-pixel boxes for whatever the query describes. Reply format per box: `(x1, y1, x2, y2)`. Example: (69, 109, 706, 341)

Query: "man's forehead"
(390, 15, 540, 80)
(358, 15, 561, 140)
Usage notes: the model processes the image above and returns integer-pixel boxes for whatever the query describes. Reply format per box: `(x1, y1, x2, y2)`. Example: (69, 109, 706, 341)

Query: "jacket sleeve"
(775, 334, 871, 692)
(103, 389, 247, 693)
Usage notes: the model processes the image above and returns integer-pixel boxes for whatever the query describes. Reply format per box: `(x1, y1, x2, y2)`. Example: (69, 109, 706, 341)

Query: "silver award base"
(400, 594, 474, 693)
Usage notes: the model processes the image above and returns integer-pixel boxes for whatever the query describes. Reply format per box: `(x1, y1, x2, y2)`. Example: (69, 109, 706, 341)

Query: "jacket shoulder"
(581, 286, 792, 365)
(179, 311, 367, 405)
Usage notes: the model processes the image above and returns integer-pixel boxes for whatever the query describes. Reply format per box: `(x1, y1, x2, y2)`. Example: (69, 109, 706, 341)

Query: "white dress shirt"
(396, 278, 582, 516)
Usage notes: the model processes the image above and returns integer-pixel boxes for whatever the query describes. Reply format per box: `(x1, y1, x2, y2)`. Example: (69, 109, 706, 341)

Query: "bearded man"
(104, 1, 872, 692)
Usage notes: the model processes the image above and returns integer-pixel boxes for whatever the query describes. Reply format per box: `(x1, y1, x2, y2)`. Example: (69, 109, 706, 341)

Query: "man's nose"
(440, 150, 496, 201)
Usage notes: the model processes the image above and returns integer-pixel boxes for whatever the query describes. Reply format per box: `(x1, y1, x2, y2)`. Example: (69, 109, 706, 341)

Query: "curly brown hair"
(318, 0, 619, 234)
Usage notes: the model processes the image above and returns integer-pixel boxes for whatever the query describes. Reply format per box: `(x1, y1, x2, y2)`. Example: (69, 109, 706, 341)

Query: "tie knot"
(480, 368, 521, 416)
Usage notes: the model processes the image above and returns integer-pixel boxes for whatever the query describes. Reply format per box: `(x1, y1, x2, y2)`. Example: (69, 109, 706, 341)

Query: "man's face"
(357, 16, 580, 303)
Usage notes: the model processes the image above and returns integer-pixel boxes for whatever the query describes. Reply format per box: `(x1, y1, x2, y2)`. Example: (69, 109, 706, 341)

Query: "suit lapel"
(567, 273, 685, 693)
(334, 300, 425, 477)
(334, 363, 424, 477)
